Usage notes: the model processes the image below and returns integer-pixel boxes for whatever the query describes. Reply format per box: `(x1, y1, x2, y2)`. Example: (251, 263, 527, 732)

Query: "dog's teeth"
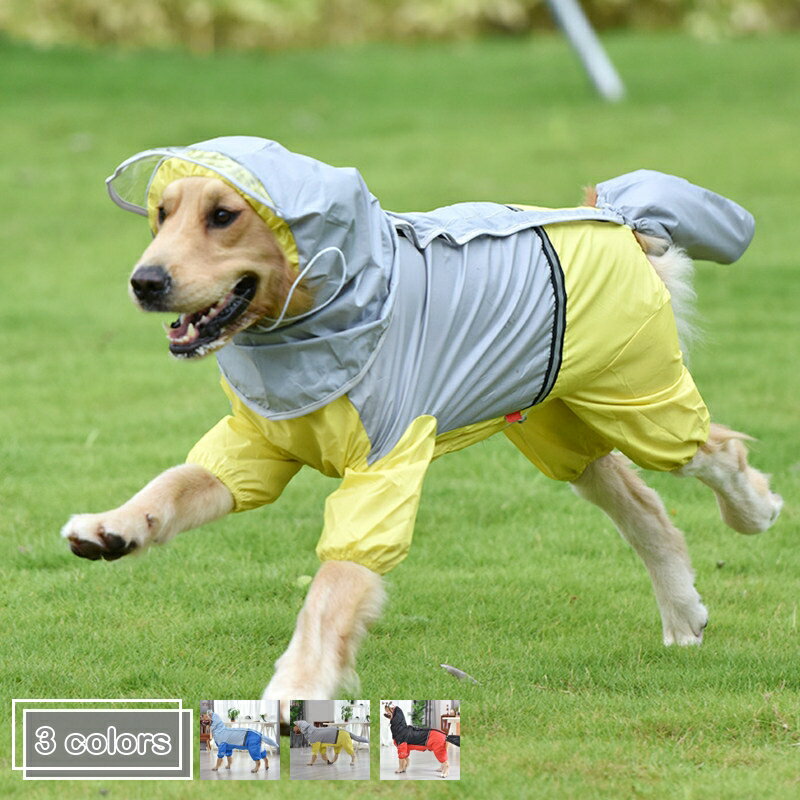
(187, 323, 198, 340)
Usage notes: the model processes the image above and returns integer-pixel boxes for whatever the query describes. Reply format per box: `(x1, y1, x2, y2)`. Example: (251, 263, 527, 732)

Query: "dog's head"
(129, 176, 310, 359)
(383, 703, 396, 720)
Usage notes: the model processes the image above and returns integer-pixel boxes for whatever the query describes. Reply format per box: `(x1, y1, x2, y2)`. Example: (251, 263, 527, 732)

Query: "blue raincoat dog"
(209, 712, 277, 771)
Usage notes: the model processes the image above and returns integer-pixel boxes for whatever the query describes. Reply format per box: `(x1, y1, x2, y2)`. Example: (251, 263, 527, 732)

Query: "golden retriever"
(62, 172, 782, 710)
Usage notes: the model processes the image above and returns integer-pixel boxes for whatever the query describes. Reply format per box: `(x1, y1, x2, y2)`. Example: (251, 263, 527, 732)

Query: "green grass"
(1, 30, 799, 799)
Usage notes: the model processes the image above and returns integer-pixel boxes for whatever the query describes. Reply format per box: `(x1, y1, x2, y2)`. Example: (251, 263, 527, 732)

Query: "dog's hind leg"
(572, 452, 708, 645)
(262, 560, 385, 709)
(675, 423, 782, 534)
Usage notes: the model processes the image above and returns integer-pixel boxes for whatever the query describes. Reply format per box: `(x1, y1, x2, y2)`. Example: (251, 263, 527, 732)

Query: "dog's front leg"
(263, 560, 385, 704)
(62, 464, 233, 561)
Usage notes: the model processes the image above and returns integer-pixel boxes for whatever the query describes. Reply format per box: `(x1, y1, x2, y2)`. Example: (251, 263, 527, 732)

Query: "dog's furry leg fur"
(572, 452, 708, 645)
(263, 560, 385, 706)
(62, 464, 233, 559)
(676, 423, 782, 534)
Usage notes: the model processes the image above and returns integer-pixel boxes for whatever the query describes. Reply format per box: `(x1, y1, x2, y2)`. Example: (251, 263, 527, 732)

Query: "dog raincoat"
(295, 720, 367, 758)
(295, 720, 340, 746)
(107, 138, 754, 575)
(209, 712, 277, 760)
(388, 706, 454, 763)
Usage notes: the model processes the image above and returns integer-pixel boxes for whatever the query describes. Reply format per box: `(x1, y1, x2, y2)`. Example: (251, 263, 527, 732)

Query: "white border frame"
(11, 699, 192, 781)
(23, 709, 183, 772)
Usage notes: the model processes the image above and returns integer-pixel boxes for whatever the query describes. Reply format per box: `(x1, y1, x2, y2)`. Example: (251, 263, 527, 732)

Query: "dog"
(62, 137, 782, 707)
(383, 703, 460, 778)
(294, 720, 368, 766)
(205, 712, 277, 773)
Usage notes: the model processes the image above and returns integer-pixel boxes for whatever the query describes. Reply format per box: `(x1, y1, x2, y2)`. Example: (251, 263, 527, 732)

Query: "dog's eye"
(157, 207, 166, 225)
(209, 208, 240, 228)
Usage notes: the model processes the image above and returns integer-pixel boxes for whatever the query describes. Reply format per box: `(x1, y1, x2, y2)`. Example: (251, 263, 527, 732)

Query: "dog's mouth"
(166, 275, 258, 358)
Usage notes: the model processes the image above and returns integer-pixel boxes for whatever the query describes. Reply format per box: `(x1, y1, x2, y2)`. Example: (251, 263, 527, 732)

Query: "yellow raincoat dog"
(107, 138, 754, 576)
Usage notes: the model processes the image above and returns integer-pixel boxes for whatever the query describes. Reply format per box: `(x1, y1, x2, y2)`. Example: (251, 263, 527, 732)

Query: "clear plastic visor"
(106, 148, 277, 217)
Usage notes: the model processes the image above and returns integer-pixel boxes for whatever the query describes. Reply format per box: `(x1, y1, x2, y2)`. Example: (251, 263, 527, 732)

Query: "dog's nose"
(130, 265, 171, 302)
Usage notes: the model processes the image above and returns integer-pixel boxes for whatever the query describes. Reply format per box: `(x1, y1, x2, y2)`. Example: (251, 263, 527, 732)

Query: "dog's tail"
(445, 735, 461, 747)
(584, 171, 755, 358)
(635, 232, 699, 357)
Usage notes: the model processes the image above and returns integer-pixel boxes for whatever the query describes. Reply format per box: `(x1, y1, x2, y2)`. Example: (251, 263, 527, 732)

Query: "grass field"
(1, 29, 799, 799)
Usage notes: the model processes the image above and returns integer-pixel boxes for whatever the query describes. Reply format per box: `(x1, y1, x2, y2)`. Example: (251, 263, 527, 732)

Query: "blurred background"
(1, 0, 800, 51)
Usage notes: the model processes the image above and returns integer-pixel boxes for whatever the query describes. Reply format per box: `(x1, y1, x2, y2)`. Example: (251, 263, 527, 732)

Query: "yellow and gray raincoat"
(295, 720, 367, 758)
(107, 138, 754, 576)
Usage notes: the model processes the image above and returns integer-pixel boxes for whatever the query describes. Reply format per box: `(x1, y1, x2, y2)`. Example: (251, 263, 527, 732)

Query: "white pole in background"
(546, 0, 626, 102)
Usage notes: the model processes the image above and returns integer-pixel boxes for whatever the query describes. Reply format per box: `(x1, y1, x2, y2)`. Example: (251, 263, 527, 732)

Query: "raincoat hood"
(389, 707, 409, 742)
(107, 136, 398, 418)
(295, 719, 339, 744)
(210, 712, 226, 738)
(209, 712, 248, 747)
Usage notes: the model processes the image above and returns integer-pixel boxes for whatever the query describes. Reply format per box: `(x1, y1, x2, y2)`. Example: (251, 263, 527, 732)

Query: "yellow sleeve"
(316, 415, 437, 575)
(186, 412, 302, 512)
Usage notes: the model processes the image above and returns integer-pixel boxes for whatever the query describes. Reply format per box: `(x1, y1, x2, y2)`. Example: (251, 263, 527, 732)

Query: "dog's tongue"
(167, 316, 191, 339)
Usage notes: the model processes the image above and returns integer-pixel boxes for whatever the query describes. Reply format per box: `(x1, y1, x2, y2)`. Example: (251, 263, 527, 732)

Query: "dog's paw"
(719, 482, 783, 535)
(61, 512, 152, 561)
(662, 598, 709, 646)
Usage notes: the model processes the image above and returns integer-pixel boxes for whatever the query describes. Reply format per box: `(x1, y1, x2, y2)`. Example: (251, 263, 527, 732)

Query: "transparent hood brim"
(105, 148, 280, 221)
